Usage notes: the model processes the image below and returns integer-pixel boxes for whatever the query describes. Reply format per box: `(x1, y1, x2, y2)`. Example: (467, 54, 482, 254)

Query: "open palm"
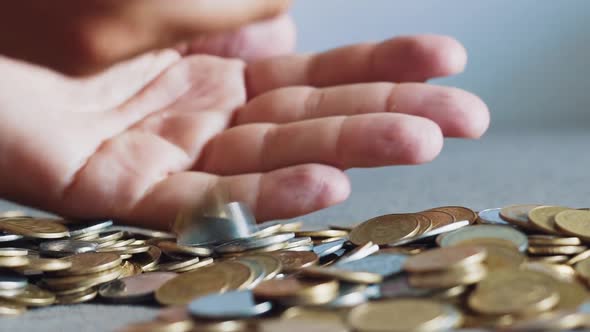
(0, 32, 488, 230)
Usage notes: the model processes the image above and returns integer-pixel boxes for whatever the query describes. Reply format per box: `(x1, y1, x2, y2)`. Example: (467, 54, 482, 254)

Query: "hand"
(0, 0, 291, 75)
(0, 35, 489, 230)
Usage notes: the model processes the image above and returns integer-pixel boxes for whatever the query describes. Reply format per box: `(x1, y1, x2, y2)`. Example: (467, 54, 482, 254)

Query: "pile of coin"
(2, 204, 590, 331)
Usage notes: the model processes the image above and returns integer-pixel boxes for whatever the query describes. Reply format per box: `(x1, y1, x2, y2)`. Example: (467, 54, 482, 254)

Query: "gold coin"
(279, 221, 304, 232)
(254, 277, 339, 305)
(417, 210, 455, 229)
(281, 307, 345, 323)
(528, 205, 570, 234)
(412, 213, 433, 235)
(295, 230, 348, 238)
(169, 258, 214, 273)
(349, 214, 420, 245)
(271, 251, 319, 273)
(0, 217, 69, 238)
(404, 245, 486, 273)
(528, 235, 582, 246)
(0, 300, 27, 316)
(408, 264, 487, 289)
(50, 285, 94, 296)
(58, 252, 122, 275)
(468, 270, 559, 315)
(454, 237, 519, 250)
(25, 257, 72, 272)
(455, 240, 525, 271)
(156, 257, 201, 272)
(329, 224, 356, 232)
(528, 245, 587, 256)
(0, 248, 28, 256)
(238, 254, 282, 280)
(118, 261, 143, 278)
(528, 255, 569, 264)
(0, 255, 29, 268)
(152, 240, 212, 257)
(499, 204, 539, 229)
(98, 244, 151, 255)
(207, 261, 253, 290)
(555, 209, 590, 240)
(427, 206, 477, 224)
(300, 266, 383, 284)
(523, 262, 576, 283)
(55, 287, 97, 305)
(259, 319, 349, 332)
(155, 267, 228, 306)
(575, 257, 590, 281)
(551, 279, 589, 311)
(43, 267, 122, 290)
(506, 312, 586, 332)
(348, 299, 460, 332)
(118, 320, 194, 332)
(3, 284, 55, 307)
(378, 246, 427, 255)
(567, 249, 590, 265)
(130, 245, 161, 271)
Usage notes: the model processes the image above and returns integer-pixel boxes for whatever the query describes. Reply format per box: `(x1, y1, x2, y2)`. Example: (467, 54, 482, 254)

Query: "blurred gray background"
(292, 0, 590, 131)
(3, 2, 590, 331)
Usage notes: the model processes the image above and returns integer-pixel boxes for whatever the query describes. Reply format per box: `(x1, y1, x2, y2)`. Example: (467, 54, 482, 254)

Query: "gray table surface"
(1, 130, 589, 332)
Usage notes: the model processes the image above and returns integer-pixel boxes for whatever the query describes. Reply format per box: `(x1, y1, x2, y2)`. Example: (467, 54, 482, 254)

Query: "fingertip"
(393, 115, 444, 164)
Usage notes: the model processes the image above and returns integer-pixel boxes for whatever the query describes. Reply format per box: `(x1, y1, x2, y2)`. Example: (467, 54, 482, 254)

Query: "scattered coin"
(438, 224, 528, 252)
(427, 206, 477, 224)
(499, 204, 539, 229)
(477, 208, 510, 225)
(188, 290, 272, 319)
(350, 214, 420, 245)
(271, 251, 319, 273)
(0, 218, 69, 239)
(404, 245, 487, 273)
(528, 205, 571, 234)
(40, 240, 98, 257)
(335, 253, 407, 277)
(555, 209, 590, 240)
(99, 272, 177, 303)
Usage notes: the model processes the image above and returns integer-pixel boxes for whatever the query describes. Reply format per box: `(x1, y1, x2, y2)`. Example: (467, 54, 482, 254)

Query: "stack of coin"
(3, 204, 590, 332)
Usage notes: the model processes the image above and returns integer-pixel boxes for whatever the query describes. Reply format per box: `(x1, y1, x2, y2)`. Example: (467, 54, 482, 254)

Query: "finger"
(200, 113, 443, 175)
(124, 164, 350, 230)
(236, 83, 489, 139)
(0, 0, 291, 76)
(180, 14, 296, 61)
(246, 34, 467, 97)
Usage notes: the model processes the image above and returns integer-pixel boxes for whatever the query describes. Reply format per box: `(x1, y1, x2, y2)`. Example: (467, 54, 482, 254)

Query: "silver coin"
(188, 290, 272, 319)
(335, 253, 408, 277)
(252, 223, 283, 238)
(378, 275, 433, 299)
(109, 225, 175, 239)
(313, 238, 347, 257)
(288, 244, 314, 252)
(337, 242, 379, 265)
(40, 240, 99, 257)
(325, 283, 368, 308)
(437, 224, 528, 252)
(215, 233, 295, 254)
(99, 272, 177, 303)
(477, 208, 510, 225)
(0, 273, 28, 290)
(236, 258, 266, 289)
(0, 232, 23, 243)
(0, 247, 28, 257)
(284, 237, 313, 249)
(67, 219, 113, 237)
(389, 220, 470, 247)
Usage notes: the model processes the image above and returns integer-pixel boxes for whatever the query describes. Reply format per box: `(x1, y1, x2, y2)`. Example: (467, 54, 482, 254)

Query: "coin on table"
(575, 257, 590, 281)
(477, 208, 510, 225)
(58, 252, 122, 275)
(0, 255, 29, 268)
(234, 258, 266, 289)
(313, 239, 347, 257)
(152, 240, 212, 257)
(118, 261, 144, 278)
(300, 266, 383, 284)
(404, 245, 487, 273)
(281, 306, 345, 323)
(0, 299, 27, 316)
(4, 284, 55, 307)
(295, 229, 348, 238)
(349, 214, 420, 245)
(459, 241, 525, 271)
(409, 264, 487, 289)
(0, 232, 23, 242)
(155, 256, 202, 272)
(130, 246, 161, 271)
(99, 272, 177, 303)
(215, 233, 295, 254)
(389, 220, 470, 247)
(468, 270, 560, 315)
(238, 254, 282, 280)
(98, 244, 151, 255)
(499, 204, 539, 229)
(506, 311, 586, 332)
(155, 268, 229, 306)
(412, 213, 433, 235)
(271, 251, 319, 273)
(40, 240, 99, 257)
(259, 319, 349, 332)
(206, 261, 254, 290)
(188, 290, 271, 319)
(56, 287, 98, 305)
(42, 266, 122, 290)
(438, 224, 528, 252)
(348, 298, 462, 332)
(528, 235, 582, 246)
(528, 245, 587, 256)
(0, 273, 27, 291)
(555, 209, 590, 240)
(337, 241, 379, 265)
(550, 279, 589, 311)
(0, 247, 28, 256)
(528, 205, 571, 234)
(417, 210, 455, 229)
(568, 249, 590, 265)
(253, 277, 339, 305)
(427, 206, 477, 224)
(523, 262, 576, 283)
(335, 253, 407, 277)
(117, 320, 193, 332)
(0, 217, 69, 239)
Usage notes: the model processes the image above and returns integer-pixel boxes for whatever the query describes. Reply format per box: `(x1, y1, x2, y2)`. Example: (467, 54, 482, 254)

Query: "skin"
(0, 11, 489, 231)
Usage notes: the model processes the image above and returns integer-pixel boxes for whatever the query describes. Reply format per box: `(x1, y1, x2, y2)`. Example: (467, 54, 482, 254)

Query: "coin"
(404, 245, 487, 273)
(55, 287, 98, 304)
(555, 209, 590, 240)
(253, 277, 339, 305)
(468, 270, 560, 315)
(188, 290, 272, 319)
(389, 220, 470, 247)
(295, 230, 348, 238)
(528, 245, 587, 256)
(409, 264, 487, 289)
(0, 255, 29, 268)
(499, 204, 539, 228)
(259, 319, 349, 332)
(300, 266, 383, 284)
(0, 273, 27, 290)
(528, 205, 571, 234)
(0, 217, 69, 239)
(215, 233, 295, 254)
(271, 251, 319, 273)
(438, 224, 528, 252)
(58, 252, 122, 275)
(529, 255, 569, 264)
(155, 268, 229, 306)
(238, 254, 282, 280)
(0, 299, 27, 316)
(524, 262, 576, 282)
(64, 219, 114, 237)
(99, 272, 177, 303)
(43, 267, 122, 290)
(155, 256, 202, 272)
(417, 210, 455, 229)
(335, 253, 407, 277)
(528, 235, 582, 246)
(427, 206, 477, 224)
(154, 240, 212, 257)
(0, 247, 28, 256)
(3, 284, 55, 307)
(40, 240, 99, 257)
(568, 249, 590, 265)
(413, 213, 433, 235)
(575, 257, 590, 281)
(325, 283, 369, 308)
(477, 208, 510, 225)
(119, 261, 144, 278)
(349, 214, 420, 245)
(348, 299, 461, 332)
(505, 311, 586, 332)
(130, 245, 161, 271)
(279, 221, 304, 233)
(117, 320, 194, 332)
(313, 239, 346, 257)
(281, 306, 345, 323)
(336, 241, 379, 265)
(207, 261, 254, 290)
(0, 232, 23, 242)
(98, 244, 151, 255)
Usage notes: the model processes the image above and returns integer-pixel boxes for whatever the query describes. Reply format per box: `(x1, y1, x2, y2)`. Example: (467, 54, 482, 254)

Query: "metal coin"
(271, 251, 319, 273)
(283, 237, 313, 250)
(168, 257, 214, 273)
(155, 268, 229, 306)
(259, 319, 349, 332)
(40, 240, 99, 257)
(567, 249, 590, 265)
(555, 209, 590, 240)
(25, 256, 72, 272)
(0, 247, 28, 256)
(58, 252, 122, 275)
(404, 245, 487, 273)
(109, 225, 175, 239)
(335, 253, 408, 277)
(477, 208, 510, 225)
(252, 223, 283, 238)
(295, 230, 348, 238)
(43, 267, 123, 290)
(0, 300, 27, 316)
(0, 273, 27, 290)
(325, 283, 369, 308)
(528, 234, 582, 246)
(4, 284, 55, 307)
(55, 287, 98, 305)
(238, 254, 282, 281)
(253, 277, 339, 305)
(301, 266, 383, 284)
(412, 213, 433, 235)
(279, 221, 304, 233)
(528, 245, 587, 256)
(388, 220, 470, 247)
(215, 233, 295, 254)
(417, 210, 455, 229)
(235, 258, 266, 289)
(65, 219, 113, 237)
(98, 244, 151, 255)
(528, 205, 571, 234)
(118, 320, 194, 332)
(313, 238, 346, 257)
(499, 204, 539, 228)
(118, 261, 144, 278)
(156, 256, 201, 272)
(153, 240, 212, 257)
(99, 272, 177, 303)
(188, 290, 272, 319)
(0, 255, 29, 268)
(427, 206, 477, 224)
(337, 241, 379, 265)
(409, 264, 487, 289)
(0, 232, 23, 242)
(0, 217, 69, 239)
(437, 224, 528, 252)
(349, 214, 420, 245)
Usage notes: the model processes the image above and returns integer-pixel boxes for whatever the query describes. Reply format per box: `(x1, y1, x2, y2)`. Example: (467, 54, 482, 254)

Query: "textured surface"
(2, 130, 590, 331)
